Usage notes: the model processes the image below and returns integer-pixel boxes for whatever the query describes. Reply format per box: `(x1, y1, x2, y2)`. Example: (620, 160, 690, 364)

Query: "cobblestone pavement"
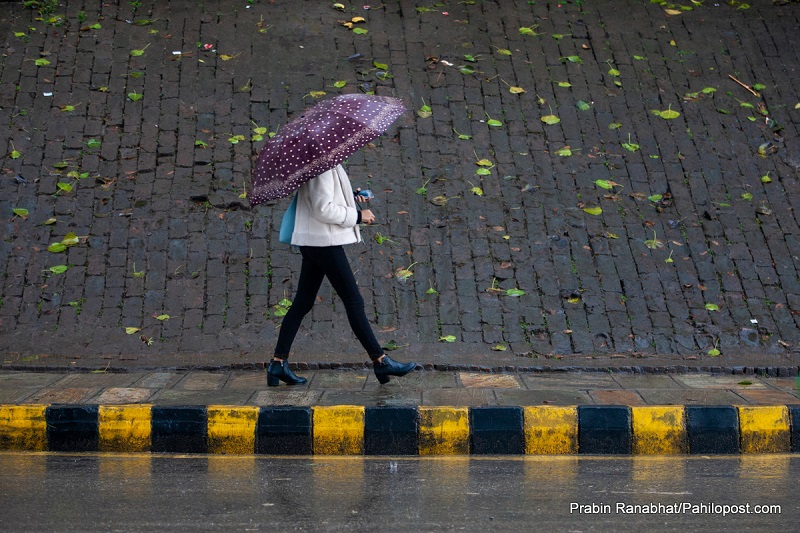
(1, 0, 800, 370)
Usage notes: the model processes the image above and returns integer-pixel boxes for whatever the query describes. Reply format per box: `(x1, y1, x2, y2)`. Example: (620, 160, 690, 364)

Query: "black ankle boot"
(267, 360, 308, 386)
(373, 355, 416, 384)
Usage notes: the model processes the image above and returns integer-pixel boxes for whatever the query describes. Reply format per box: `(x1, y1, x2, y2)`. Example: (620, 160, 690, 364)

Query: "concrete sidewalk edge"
(3, 362, 800, 376)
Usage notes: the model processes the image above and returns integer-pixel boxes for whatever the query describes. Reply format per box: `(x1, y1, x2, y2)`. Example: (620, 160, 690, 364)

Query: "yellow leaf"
(125, 327, 141, 334)
(583, 206, 603, 215)
(309, 90, 327, 98)
(220, 53, 238, 61)
(664, 8, 682, 14)
(351, 16, 366, 23)
(669, 40, 677, 46)
(333, 2, 345, 9)
(509, 86, 525, 94)
(342, 21, 353, 28)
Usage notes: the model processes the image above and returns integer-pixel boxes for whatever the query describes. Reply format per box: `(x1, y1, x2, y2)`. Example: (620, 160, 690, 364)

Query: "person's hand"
(360, 209, 375, 224)
(354, 188, 371, 203)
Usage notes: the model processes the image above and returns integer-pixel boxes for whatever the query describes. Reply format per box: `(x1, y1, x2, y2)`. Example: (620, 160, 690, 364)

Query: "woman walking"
(267, 164, 416, 386)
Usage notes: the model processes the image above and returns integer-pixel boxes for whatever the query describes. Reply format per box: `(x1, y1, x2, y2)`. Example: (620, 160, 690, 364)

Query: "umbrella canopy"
(250, 94, 405, 205)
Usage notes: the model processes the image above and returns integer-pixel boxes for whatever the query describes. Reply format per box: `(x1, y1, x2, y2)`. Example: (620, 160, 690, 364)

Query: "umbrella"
(250, 94, 405, 205)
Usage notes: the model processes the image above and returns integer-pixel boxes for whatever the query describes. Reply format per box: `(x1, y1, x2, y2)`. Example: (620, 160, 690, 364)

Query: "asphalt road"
(0, 454, 796, 531)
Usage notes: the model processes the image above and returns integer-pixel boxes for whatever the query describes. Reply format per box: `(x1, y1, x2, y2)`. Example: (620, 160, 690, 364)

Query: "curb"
(1, 404, 798, 455)
(3, 363, 800, 376)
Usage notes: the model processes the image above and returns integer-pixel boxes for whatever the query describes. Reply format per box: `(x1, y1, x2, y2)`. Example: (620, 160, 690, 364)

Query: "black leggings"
(274, 245, 383, 361)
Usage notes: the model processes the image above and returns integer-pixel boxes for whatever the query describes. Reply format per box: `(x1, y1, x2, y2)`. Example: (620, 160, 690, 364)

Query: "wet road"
(0, 454, 796, 531)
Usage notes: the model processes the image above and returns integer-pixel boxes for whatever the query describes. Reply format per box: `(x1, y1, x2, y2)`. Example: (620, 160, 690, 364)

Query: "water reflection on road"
(0, 454, 797, 531)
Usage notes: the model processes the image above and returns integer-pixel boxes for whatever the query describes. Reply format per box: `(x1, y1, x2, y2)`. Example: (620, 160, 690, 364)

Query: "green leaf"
(608, 68, 620, 77)
(463, 54, 477, 62)
(34, 58, 51, 66)
(417, 104, 432, 119)
(459, 65, 475, 75)
(705, 303, 720, 311)
(13, 208, 29, 219)
(622, 142, 640, 152)
(594, 179, 619, 190)
(425, 286, 439, 295)
(505, 288, 526, 297)
(476, 159, 493, 167)
(352, 27, 368, 35)
(753, 83, 766, 91)
(470, 186, 484, 196)
(128, 92, 143, 101)
(86, 138, 101, 149)
(129, 71, 144, 79)
(53, 161, 69, 169)
(382, 339, 400, 351)
(125, 327, 141, 334)
(43, 217, 57, 225)
(653, 108, 681, 119)
(155, 314, 171, 321)
(61, 232, 79, 246)
(608, 122, 623, 130)
(48, 242, 67, 253)
(487, 119, 502, 127)
(333, 80, 347, 88)
(741, 192, 753, 201)
(476, 168, 491, 176)
(49, 265, 69, 274)
(130, 49, 145, 57)
(492, 344, 508, 351)
(561, 55, 582, 63)
(576, 100, 591, 111)
(519, 26, 540, 36)
(541, 114, 561, 125)
(195, 140, 208, 148)
(557, 81, 572, 87)
(11, 150, 21, 160)
(648, 194, 663, 202)
(582, 206, 603, 216)
(708, 347, 721, 357)
(57, 182, 73, 193)
(555, 147, 572, 157)
(761, 173, 772, 184)
(644, 233, 664, 249)
(551, 34, 567, 40)
(373, 61, 388, 70)
(633, 55, 647, 60)
(439, 335, 457, 343)
(496, 48, 512, 56)
(701, 87, 717, 94)
(253, 127, 267, 135)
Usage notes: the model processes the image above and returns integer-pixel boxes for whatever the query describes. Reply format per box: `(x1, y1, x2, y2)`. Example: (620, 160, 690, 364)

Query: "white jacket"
(291, 164, 362, 247)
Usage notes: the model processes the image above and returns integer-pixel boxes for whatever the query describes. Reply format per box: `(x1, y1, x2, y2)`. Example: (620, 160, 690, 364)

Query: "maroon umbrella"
(250, 94, 405, 205)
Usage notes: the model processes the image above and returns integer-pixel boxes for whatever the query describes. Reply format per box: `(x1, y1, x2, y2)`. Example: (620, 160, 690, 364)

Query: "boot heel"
(376, 373, 390, 385)
(267, 374, 280, 387)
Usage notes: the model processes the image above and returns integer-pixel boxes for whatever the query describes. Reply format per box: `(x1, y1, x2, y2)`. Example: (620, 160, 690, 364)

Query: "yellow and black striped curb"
(1, 404, 799, 455)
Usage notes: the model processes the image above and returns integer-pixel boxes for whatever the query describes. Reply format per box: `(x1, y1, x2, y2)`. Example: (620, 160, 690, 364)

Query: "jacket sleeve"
(306, 169, 359, 227)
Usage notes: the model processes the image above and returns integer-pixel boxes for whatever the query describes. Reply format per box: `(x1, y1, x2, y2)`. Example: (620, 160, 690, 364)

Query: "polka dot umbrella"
(251, 94, 406, 205)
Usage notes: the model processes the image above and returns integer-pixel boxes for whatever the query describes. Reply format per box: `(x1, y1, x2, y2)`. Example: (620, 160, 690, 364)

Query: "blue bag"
(278, 194, 298, 244)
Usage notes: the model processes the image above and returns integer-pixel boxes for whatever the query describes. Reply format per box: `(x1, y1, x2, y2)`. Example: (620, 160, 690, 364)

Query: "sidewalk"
(2, 368, 800, 407)
(2, 368, 799, 455)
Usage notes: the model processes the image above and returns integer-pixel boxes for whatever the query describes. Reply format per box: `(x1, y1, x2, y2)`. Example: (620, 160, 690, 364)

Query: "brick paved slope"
(1, 0, 800, 368)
